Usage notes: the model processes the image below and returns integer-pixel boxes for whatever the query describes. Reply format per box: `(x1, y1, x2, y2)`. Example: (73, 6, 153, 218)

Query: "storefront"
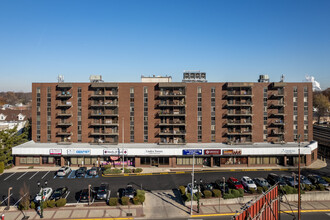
(12, 141, 318, 168)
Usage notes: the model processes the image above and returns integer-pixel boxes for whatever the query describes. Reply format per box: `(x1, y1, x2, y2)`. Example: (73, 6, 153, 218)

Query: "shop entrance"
(151, 157, 159, 167)
(203, 157, 211, 167)
(287, 156, 294, 166)
(55, 157, 61, 166)
(213, 157, 221, 167)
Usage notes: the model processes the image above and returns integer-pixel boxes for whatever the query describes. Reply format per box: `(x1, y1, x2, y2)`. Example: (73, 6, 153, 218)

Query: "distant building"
(0, 109, 31, 131)
(141, 75, 172, 83)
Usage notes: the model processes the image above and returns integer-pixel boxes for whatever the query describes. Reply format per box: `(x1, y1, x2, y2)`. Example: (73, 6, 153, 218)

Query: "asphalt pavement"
(0, 161, 329, 206)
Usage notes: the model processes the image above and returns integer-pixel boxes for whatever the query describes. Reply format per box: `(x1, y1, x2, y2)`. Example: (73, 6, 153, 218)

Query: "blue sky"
(0, 0, 329, 92)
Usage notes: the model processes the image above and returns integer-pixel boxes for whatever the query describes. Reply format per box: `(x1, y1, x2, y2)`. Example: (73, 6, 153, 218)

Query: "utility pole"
(190, 152, 195, 215)
(122, 117, 125, 173)
(298, 134, 301, 220)
(88, 184, 91, 205)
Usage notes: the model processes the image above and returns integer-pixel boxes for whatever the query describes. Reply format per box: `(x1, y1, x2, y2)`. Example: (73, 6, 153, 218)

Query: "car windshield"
(247, 180, 254, 184)
(286, 177, 294, 181)
(261, 180, 266, 184)
(234, 181, 240, 185)
(126, 187, 134, 193)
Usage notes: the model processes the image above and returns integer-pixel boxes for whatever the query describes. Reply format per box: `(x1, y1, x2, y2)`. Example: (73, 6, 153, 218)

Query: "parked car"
(241, 176, 257, 191)
(297, 175, 313, 187)
(267, 173, 287, 186)
(283, 175, 298, 187)
(253, 177, 271, 188)
(307, 174, 329, 187)
(95, 183, 110, 200)
(227, 177, 244, 190)
(88, 167, 99, 176)
(119, 185, 136, 199)
(186, 183, 198, 194)
(34, 187, 53, 202)
(57, 166, 71, 177)
(49, 187, 68, 200)
(215, 180, 229, 194)
(78, 189, 93, 202)
(200, 182, 215, 192)
(75, 167, 87, 177)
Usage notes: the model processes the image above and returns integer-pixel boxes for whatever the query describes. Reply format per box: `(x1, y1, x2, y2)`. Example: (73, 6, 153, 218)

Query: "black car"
(307, 174, 329, 187)
(78, 189, 92, 202)
(49, 187, 68, 200)
(267, 173, 287, 186)
(95, 183, 110, 200)
(200, 182, 215, 192)
(119, 185, 136, 199)
(75, 167, 87, 177)
(215, 180, 229, 194)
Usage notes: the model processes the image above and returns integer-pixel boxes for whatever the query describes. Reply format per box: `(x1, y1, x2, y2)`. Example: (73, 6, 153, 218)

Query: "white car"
(34, 187, 53, 202)
(241, 176, 257, 191)
(57, 166, 71, 177)
(186, 183, 198, 194)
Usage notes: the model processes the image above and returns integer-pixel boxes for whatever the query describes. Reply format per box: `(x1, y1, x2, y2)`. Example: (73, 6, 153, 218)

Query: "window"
(130, 87, 134, 142)
(143, 87, 148, 142)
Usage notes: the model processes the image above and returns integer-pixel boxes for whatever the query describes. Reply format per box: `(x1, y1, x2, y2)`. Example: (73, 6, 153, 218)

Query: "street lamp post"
(122, 117, 125, 173)
(37, 180, 48, 218)
(88, 184, 91, 206)
(190, 152, 195, 215)
(6, 187, 13, 210)
(298, 134, 301, 220)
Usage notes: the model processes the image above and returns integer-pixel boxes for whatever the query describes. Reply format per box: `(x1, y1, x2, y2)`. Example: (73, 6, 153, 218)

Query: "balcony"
(226, 91, 253, 97)
(89, 102, 118, 108)
(56, 102, 72, 108)
(158, 140, 186, 145)
(269, 110, 285, 117)
(89, 92, 118, 98)
(227, 101, 253, 107)
(270, 120, 285, 127)
(56, 112, 72, 117)
(90, 141, 118, 145)
(57, 141, 72, 145)
(57, 93, 72, 99)
(56, 131, 72, 136)
(227, 131, 252, 135)
(158, 111, 186, 117)
(269, 92, 285, 99)
(89, 121, 119, 127)
(227, 120, 252, 126)
(159, 121, 186, 126)
(158, 91, 185, 97)
(270, 129, 285, 136)
(89, 131, 119, 136)
(56, 121, 73, 127)
(227, 111, 253, 116)
(89, 112, 118, 117)
(269, 101, 285, 108)
(158, 102, 186, 107)
(159, 131, 186, 136)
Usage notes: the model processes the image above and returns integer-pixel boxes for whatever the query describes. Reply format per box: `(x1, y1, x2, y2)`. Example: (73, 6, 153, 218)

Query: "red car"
(227, 177, 244, 190)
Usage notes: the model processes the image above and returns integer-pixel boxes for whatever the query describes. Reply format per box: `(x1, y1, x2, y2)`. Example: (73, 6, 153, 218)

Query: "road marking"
(64, 218, 134, 220)
(29, 171, 39, 180)
(14, 193, 28, 206)
(65, 191, 70, 199)
(42, 171, 50, 179)
(17, 172, 28, 180)
(4, 172, 16, 181)
(0, 193, 13, 205)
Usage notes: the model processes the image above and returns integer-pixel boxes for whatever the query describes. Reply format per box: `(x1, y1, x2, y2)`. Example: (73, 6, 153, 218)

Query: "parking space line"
(42, 171, 50, 179)
(17, 172, 28, 180)
(53, 175, 57, 179)
(29, 171, 39, 180)
(68, 170, 76, 179)
(65, 191, 70, 199)
(85, 174, 92, 179)
(4, 172, 16, 181)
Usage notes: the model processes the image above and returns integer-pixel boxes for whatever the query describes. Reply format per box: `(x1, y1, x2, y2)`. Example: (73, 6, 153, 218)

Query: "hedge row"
(223, 189, 244, 200)
(18, 198, 66, 210)
(103, 168, 143, 174)
(108, 190, 146, 206)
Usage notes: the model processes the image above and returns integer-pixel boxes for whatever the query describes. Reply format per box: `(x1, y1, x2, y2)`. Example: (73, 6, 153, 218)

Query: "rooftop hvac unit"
(90, 75, 103, 83)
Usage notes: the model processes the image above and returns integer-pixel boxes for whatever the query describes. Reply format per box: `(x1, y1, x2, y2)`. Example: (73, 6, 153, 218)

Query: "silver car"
(57, 166, 71, 177)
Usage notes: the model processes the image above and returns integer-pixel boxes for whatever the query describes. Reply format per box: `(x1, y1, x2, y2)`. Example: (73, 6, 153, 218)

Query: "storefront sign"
(110, 156, 120, 160)
(204, 149, 221, 155)
(67, 149, 91, 155)
(281, 149, 297, 154)
(103, 149, 127, 155)
(49, 149, 62, 155)
(145, 149, 164, 155)
(182, 149, 202, 155)
(223, 149, 242, 155)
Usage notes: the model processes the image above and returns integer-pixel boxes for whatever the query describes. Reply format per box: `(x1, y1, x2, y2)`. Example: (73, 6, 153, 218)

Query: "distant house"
(0, 109, 31, 132)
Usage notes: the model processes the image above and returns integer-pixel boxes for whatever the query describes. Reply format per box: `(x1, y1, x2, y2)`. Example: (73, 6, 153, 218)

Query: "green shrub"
(103, 168, 122, 174)
(30, 201, 36, 209)
(55, 198, 66, 207)
(203, 190, 212, 198)
(322, 177, 330, 183)
(292, 188, 298, 194)
(42, 201, 47, 209)
(136, 189, 145, 196)
(121, 196, 130, 205)
(262, 186, 269, 192)
(238, 188, 244, 197)
(304, 185, 311, 191)
(310, 185, 316, 191)
(124, 168, 132, 173)
(318, 184, 325, 191)
(212, 189, 221, 198)
(223, 193, 235, 199)
(18, 201, 29, 210)
(232, 189, 240, 197)
(103, 164, 112, 170)
(249, 188, 256, 194)
(185, 193, 197, 201)
(178, 186, 186, 195)
(108, 198, 118, 206)
(28, 166, 34, 169)
(137, 194, 145, 203)
(0, 162, 4, 174)
(135, 168, 143, 173)
(257, 187, 263, 194)
(47, 200, 55, 208)
(133, 196, 140, 205)
(195, 192, 202, 199)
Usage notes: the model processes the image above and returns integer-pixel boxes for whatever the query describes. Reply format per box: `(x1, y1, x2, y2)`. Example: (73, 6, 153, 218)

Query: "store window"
(159, 157, 169, 165)
(220, 157, 247, 165)
(176, 157, 203, 165)
(249, 156, 277, 165)
(140, 157, 150, 165)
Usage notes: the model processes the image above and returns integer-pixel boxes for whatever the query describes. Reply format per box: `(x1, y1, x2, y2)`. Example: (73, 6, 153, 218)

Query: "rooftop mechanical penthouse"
(13, 74, 318, 168)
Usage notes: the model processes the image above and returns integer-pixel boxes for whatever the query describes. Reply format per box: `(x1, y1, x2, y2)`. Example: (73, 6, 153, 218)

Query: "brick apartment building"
(13, 73, 318, 168)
